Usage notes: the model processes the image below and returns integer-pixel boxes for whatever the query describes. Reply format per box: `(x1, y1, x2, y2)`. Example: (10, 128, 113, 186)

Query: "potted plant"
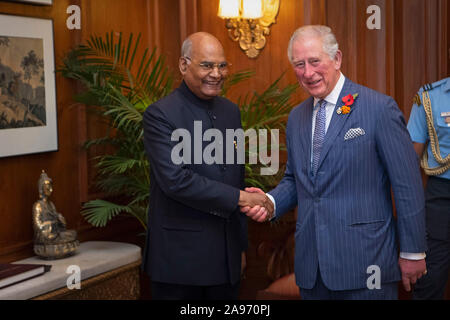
(59, 32, 298, 230)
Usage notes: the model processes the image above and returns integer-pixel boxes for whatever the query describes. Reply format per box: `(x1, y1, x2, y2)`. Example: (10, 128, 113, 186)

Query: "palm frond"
(221, 70, 255, 96)
(60, 32, 173, 104)
(96, 155, 145, 175)
(81, 200, 132, 227)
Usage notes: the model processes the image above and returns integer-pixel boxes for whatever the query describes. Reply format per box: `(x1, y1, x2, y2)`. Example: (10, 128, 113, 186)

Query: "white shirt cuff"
(400, 252, 426, 260)
(266, 193, 276, 220)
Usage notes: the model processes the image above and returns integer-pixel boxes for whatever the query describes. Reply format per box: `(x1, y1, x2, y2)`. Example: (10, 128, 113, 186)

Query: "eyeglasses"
(183, 56, 231, 73)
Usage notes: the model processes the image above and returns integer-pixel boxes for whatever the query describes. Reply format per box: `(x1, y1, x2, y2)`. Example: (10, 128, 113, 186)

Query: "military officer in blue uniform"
(407, 77, 450, 299)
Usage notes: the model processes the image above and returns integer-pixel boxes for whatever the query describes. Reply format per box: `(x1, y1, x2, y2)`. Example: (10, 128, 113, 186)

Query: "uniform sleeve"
(407, 97, 428, 144)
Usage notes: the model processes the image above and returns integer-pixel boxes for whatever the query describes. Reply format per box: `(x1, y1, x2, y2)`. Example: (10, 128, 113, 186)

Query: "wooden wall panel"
(78, 0, 181, 201)
(0, 0, 83, 262)
(0, 0, 172, 263)
(182, 0, 448, 114)
(78, 0, 151, 200)
(0, 0, 448, 291)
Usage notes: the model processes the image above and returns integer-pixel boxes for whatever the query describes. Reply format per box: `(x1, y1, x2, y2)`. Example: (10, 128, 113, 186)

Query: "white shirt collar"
(313, 72, 345, 108)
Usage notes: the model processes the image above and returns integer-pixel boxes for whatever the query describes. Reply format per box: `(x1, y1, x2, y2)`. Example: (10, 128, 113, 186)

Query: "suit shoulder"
(353, 82, 392, 102)
(144, 89, 183, 117)
(145, 89, 181, 110)
(351, 82, 394, 104)
(352, 83, 398, 116)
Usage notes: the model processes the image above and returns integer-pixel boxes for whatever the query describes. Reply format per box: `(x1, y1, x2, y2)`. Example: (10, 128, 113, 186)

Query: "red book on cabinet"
(0, 264, 51, 289)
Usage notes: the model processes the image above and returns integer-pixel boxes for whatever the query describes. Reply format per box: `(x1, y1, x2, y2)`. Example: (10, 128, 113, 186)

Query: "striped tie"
(312, 99, 327, 176)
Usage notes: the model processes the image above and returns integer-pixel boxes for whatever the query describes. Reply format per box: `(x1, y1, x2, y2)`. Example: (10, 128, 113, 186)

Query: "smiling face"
(179, 33, 228, 100)
(291, 36, 342, 99)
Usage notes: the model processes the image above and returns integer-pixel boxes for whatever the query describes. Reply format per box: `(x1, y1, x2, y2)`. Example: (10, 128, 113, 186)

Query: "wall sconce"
(218, 0, 280, 59)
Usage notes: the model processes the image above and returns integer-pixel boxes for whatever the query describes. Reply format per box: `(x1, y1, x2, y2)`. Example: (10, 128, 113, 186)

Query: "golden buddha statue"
(32, 170, 79, 259)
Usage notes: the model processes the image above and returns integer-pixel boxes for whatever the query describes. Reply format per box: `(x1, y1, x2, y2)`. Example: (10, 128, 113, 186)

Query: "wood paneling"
(0, 0, 172, 263)
(0, 0, 83, 262)
(325, 0, 448, 118)
(184, 0, 448, 115)
(0, 1, 448, 300)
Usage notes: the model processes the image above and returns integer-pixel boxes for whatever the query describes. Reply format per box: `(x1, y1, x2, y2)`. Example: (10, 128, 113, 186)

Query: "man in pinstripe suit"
(242, 25, 427, 299)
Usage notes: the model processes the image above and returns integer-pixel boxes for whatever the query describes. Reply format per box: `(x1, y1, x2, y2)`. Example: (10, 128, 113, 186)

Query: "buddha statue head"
(38, 170, 53, 199)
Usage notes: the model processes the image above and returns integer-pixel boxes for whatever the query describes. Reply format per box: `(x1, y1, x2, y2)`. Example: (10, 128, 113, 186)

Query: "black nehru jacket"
(142, 81, 247, 286)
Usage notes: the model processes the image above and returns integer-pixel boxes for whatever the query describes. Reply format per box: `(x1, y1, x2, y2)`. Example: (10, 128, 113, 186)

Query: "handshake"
(238, 187, 274, 222)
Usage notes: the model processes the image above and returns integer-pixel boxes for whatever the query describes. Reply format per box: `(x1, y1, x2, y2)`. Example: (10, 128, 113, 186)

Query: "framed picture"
(0, 14, 57, 157)
(8, 0, 53, 5)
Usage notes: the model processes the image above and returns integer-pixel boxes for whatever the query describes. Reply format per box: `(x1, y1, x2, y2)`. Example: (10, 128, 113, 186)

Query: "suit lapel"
(298, 97, 314, 181)
(316, 78, 356, 172)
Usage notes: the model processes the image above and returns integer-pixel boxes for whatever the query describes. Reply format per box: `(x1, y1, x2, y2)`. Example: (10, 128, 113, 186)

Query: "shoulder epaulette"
(422, 83, 433, 92)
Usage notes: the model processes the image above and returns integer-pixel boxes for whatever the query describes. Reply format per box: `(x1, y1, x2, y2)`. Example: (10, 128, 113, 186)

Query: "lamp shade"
(242, 0, 263, 19)
(218, 0, 240, 18)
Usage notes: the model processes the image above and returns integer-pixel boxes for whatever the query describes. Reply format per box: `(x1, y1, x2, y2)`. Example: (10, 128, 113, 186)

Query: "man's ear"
(179, 57, 187, 75)
(334, 50, 343, 70)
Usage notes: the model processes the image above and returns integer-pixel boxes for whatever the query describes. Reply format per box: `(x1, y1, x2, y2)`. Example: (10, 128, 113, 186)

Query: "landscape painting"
(0, 36, 46, 129)
(0, 14, 57, 158)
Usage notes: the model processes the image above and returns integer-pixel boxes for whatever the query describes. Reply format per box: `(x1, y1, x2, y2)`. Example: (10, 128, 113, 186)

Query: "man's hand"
(398, 257, 427, 292)
(240, 187, 274, 222)
(239, 190, 273, 211)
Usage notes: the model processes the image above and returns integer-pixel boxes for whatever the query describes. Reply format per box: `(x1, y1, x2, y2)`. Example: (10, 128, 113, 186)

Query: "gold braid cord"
(420, 91, 450, 175)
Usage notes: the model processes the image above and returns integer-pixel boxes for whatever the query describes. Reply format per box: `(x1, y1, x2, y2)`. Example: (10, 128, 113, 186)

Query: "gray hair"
(287, 25, 339, 63)
(181, 38, 192, 58)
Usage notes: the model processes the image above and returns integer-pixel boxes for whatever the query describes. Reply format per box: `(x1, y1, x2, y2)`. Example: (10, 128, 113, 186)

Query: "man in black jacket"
(142, 32, 271, 300)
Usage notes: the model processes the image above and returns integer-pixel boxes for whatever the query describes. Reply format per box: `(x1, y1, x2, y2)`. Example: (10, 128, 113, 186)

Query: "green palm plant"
(237, 74, 298, 189)
(59, 32, 298, 230)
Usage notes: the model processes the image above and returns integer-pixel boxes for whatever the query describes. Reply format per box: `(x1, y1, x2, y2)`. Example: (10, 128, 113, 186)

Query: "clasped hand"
(238, 187, 274, 222)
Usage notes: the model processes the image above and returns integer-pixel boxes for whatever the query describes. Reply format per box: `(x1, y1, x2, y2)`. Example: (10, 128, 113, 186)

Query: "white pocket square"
(344, 128, 366, 140)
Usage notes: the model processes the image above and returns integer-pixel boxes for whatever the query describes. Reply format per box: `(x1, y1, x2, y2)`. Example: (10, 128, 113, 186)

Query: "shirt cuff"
(400, 252, 426, 260)
(266, 193, 276, 221)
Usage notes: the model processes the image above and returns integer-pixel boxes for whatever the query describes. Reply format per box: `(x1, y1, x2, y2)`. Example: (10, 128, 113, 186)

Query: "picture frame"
(0, 14, 58, 157)
(8, 0, 53, 5)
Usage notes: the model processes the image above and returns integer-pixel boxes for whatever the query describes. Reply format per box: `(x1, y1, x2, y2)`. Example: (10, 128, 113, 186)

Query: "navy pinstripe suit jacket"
(269, 78, 427, 290)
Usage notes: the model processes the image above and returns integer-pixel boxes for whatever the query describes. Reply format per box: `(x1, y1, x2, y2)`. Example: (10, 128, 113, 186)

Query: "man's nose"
(303, 64, 314, 78)
(209, 66, 221, 78)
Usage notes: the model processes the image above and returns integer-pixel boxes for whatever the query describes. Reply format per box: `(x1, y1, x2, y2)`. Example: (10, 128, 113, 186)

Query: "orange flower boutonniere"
(337, 93, 359, 115)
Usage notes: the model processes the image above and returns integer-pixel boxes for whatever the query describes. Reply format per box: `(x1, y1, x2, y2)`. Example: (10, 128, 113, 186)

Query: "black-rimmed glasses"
(184, 56, 231, 73)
